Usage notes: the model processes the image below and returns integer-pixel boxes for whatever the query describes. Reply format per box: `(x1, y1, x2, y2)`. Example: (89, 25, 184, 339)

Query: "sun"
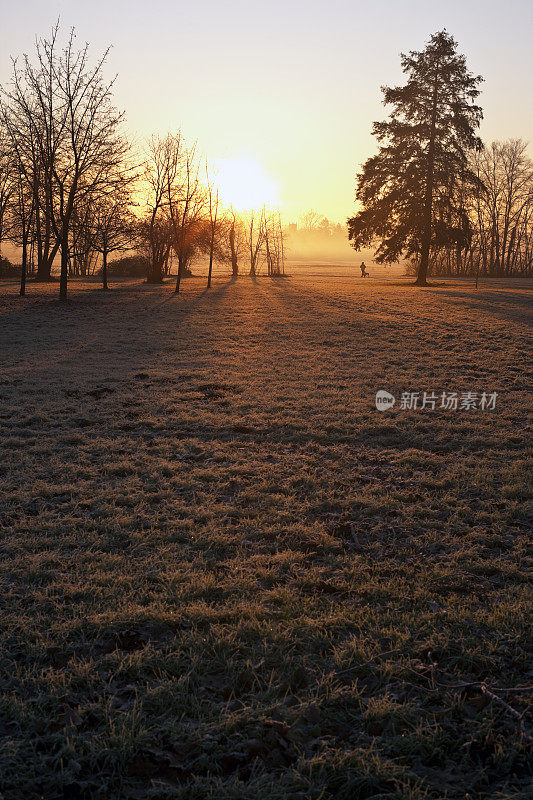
(214, 156, 279, 211)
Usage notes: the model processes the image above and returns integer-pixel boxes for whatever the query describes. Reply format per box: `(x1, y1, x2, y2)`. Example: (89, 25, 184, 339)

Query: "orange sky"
(1, 0, 532, 222)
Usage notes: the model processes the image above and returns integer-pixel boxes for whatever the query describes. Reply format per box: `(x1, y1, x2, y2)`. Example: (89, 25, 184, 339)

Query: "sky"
(1, 0, 532, 222)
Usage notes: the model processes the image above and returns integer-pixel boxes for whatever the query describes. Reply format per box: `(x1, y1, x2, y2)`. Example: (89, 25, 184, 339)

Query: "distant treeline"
(407, 140, 533, 279)
(284, 213, 355, 261)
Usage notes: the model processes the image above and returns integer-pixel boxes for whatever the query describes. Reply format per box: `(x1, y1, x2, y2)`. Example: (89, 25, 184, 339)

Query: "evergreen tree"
(348, 31, 483, 285)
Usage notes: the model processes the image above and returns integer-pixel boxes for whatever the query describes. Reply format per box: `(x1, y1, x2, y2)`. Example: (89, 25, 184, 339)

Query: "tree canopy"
(348, 30, 484, 284)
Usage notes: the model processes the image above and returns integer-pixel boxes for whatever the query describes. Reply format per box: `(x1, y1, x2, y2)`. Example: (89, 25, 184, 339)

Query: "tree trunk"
(35, 203, 43, 276)
(175, 255, 183, 294)
(229, 223, 238, 277)
(20, 234, 27, 297)
(146, 224, 163, 282)
(207, 233, 214, 289)
(59, 231, 68, 300)
(102, 249, 109, 290)
(416, 67, 440, 286)
(37, 237, 59, 281)
(265, 236, 271, 276)
(37, 251, 53, 280)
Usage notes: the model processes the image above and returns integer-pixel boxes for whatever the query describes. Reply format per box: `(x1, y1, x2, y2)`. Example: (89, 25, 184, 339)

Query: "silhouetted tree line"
(142, 133, 285, 290)
(402, 139, 533, 279)
(0, 25, 285, 299)
(348, 30, 533, 282)
(466, 140, 532, 278)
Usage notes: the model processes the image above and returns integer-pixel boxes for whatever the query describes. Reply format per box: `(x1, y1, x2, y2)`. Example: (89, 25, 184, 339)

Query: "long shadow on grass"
(0, 277, 238, 387)
(424, 287, 533, 327)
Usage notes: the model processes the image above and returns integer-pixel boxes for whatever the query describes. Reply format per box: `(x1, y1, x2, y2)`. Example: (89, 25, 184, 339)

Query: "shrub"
(0, 257, 21, 278)
(103, 255, 150, 278)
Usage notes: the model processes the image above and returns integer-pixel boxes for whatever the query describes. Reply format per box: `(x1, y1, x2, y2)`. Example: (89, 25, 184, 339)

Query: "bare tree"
(471, 141, 533, 277)
(11, 171, 35, 295)
(227, 208, 241, 277)
(423, 140, 533, 279)
(299, 210, 324, 232)
(143, 133, 180, 283)
(262, 208, 285, 276)
(216, 206, 246, 278)
(205, 163, 219, 289)
(168, 141, 205, 294)
(245, 208, 265, 276)
(1, 25, 128, 299)
(0, 128, 15, 274)
(91, 185, 137, 289)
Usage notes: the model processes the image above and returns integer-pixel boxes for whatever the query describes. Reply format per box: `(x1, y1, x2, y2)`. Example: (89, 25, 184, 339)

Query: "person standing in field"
(360, 261, 369, 278)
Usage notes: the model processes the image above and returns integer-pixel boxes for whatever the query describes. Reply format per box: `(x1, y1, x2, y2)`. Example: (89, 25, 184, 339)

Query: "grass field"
(0, 274, 531, 800)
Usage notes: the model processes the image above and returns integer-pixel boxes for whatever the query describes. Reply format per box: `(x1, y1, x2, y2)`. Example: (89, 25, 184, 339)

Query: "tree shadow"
(424, 287, 533, 327)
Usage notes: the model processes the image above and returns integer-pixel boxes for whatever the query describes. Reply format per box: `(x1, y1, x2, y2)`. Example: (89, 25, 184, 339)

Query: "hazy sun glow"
(215, 156, 279, 211)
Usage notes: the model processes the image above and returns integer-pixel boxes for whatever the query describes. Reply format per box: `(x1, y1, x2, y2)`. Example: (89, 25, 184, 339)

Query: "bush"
(103, 255, 150, 278)
(0, 257, 21, 278)
(99, 255, 194, 279)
